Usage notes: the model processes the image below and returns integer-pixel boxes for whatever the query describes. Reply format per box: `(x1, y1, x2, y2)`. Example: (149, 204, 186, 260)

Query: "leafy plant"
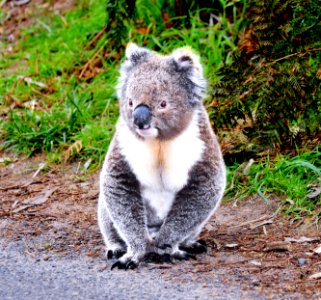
(1, 0, 246, 164)
(227, 147, 321, 220)
(0, 0, 117, 165)
(208, 0, 321, 159)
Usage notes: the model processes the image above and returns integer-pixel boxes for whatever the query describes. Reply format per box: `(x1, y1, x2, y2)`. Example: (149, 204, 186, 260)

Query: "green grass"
(0, 0, 119, 166)
(0, 0, 246, 167)
(1, 0, 320, 220)
(226, 148, 321, 221)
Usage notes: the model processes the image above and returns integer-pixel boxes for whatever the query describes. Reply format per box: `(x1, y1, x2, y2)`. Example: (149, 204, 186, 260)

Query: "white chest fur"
(117, 113, 205, 219)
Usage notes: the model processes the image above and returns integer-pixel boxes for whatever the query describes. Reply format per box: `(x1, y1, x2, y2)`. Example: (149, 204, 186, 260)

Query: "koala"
(98, 43, 226, 270)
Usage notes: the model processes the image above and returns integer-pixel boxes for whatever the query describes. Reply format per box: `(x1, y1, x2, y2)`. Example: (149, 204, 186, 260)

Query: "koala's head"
(117, 43, 207, 140)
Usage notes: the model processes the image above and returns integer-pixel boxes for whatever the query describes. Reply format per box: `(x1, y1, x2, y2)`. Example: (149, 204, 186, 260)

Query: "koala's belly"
(142, 187, 176, 220)
(117, 114, 205, 219)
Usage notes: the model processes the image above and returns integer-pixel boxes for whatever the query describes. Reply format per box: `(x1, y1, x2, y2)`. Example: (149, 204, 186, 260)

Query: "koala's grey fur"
(98, 43, 226, 270)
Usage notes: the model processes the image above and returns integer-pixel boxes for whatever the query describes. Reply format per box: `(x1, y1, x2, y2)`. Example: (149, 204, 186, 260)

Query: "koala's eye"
(128, 99, 133, 107)
(159, 101, 167, 109)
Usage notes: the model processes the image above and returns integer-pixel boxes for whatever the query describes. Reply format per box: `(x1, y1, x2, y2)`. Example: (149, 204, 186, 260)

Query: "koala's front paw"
(110, 250, 145, 270)
(171, 248, 197, 261)
(111, 259, 138, 270)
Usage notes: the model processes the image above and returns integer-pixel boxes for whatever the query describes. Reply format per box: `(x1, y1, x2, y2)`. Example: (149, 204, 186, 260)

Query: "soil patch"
(1, 0, 75, 44)
(1, 154, 321, 299)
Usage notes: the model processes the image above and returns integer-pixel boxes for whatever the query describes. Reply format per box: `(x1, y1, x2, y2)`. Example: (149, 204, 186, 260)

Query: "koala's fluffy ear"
(125, 43, 151, 67)
(170, 47, 207, 101)
(171, 47, 203, 74)
(117, 43, 151, 99)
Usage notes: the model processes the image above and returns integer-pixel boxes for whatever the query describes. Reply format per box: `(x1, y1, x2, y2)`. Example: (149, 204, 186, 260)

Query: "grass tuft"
(0, 0, 245, 165)
(1, 0, 319, 220)
(227, 148, 321, 220)
(0, 1, 118, 166)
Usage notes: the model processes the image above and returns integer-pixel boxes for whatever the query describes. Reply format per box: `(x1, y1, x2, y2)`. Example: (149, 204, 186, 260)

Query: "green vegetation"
(227, 149, 321, 220)
(1, 1, 119, 166)
(0, 0, 245, 166)
(0, 0, 320, 220)
(210, 0, 321, 157)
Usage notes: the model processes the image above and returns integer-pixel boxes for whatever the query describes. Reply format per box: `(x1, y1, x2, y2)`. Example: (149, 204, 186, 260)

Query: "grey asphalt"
(0, 240, 265, 300)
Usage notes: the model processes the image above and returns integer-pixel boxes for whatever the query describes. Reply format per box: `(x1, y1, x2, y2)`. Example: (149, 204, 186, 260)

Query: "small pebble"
(43, 254, 50, 261)
(298, 258, 307, 266)
(224, 243, 239, 248)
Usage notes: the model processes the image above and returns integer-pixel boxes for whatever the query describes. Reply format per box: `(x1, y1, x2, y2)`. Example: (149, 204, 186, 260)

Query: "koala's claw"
(125, 260, 138, 270)
(197, 239, 207, 246)
(179, 240, 207, 254)
(188, 253, 197, 260)
(107, 250, 113, 260)
(111, 261, 124, 270)
(107, 249, 126, 260)
(111, 259, 138, 270)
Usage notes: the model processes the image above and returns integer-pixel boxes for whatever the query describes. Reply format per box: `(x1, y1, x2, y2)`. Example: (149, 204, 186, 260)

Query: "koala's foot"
(179, 240, 207, 255)
(106, 249, 126, 260)
(111, 259, 138, 270)
(144, 252, 173, 264)
(156, 243, 196, 261)
(110, 249, 147, 271)
(171, 248, 197, 261)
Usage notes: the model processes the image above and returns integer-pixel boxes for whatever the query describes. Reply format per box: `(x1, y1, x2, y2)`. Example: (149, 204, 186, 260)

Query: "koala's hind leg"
(100, 159, 152, 270)
(98, 196, 126, 260)
(155, 168, 225, 260)
(144, 201, 163, 238)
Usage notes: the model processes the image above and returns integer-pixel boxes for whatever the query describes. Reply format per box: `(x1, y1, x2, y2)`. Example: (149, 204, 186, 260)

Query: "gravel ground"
(0, 240, 266, 300)
(1, 157, 321, 299)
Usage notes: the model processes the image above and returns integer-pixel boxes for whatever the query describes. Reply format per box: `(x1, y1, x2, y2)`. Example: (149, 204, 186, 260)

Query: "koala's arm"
(155, 157, 226, 257)
(100, 142, 150, 267)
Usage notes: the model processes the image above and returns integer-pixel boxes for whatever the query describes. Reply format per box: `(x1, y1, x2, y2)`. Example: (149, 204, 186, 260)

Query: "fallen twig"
(0, 179, 42, 191)
(313, 245, 321, 254)
(234, 214, 275, 228)
(13, 0, 31, 5)
(78, 43, 107, 79)
(270, 48, 321, 65)
(284, 236, 320, 243)
(309, 272, 321, 280)
(250, 219, 273, 229)
(12, 187, 58, 213)
(84, 26, 107, 50)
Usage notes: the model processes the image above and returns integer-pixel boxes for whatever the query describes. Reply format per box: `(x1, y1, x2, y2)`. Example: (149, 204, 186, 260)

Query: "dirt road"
(1, 240, 259, 300)
(1, 156, 321, 299)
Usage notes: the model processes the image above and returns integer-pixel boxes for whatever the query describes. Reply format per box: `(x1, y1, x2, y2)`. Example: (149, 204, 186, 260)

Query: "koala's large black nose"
(133, 105, 152, 129)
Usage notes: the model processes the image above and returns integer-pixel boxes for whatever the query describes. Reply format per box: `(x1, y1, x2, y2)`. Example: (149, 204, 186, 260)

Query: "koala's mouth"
(135, 126, 158, 138)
